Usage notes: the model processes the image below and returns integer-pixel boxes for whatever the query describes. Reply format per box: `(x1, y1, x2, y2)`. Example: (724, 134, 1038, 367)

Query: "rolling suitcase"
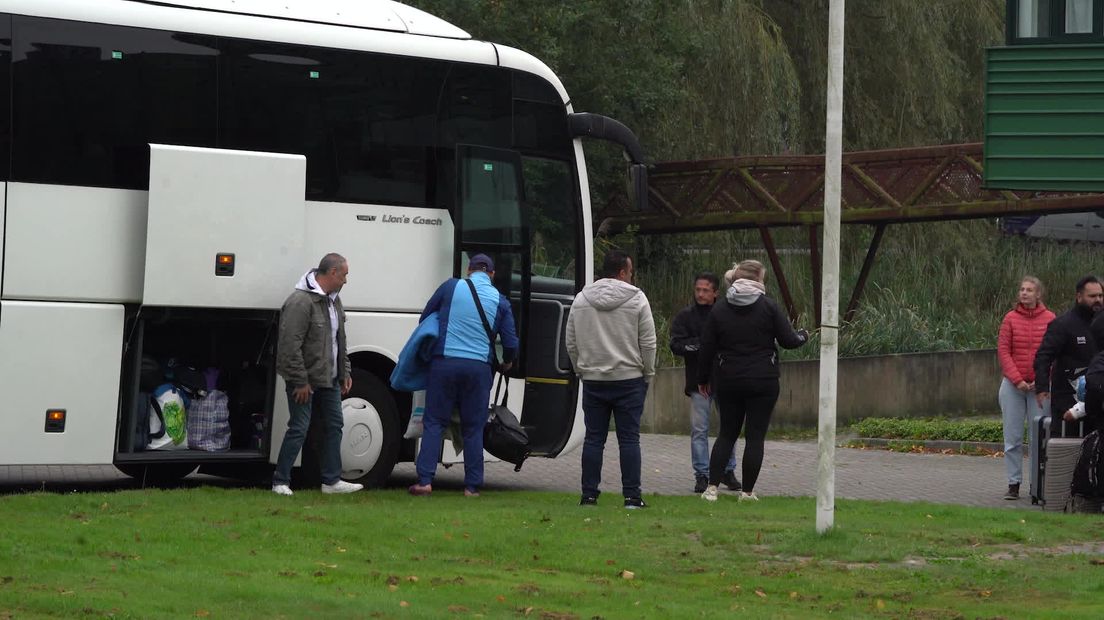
(1029, 415, 1085, 510)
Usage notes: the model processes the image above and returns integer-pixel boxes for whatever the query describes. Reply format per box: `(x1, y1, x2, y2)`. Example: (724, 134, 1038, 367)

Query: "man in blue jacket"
(410, 254, 518, 497)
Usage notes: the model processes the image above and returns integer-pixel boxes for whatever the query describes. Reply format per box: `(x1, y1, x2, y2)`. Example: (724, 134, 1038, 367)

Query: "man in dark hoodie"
(670, 272, 738, 494)
(1034, 275, 1104, 438)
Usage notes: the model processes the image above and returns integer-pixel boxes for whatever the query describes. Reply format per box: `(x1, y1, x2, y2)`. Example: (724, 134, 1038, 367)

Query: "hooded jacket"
(997, 302, 1055, 385)
(566, 278, 656, 382)
(276, 270, 351, 389)
(696, 280, 806, 385)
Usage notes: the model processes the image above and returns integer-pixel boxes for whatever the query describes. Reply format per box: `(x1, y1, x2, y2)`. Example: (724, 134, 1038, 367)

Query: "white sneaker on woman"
(738, 491, 759, 502)
(272, 484, 293, 496)
(701, 485, 719, 502)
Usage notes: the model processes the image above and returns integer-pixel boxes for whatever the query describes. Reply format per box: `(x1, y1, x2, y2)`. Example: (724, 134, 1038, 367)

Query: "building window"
(1018, 0, 1051, 38)
(1066, 0, 1094, 33)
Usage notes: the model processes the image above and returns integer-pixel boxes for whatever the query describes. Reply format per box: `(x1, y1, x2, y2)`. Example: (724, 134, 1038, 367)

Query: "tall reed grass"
(627, 219, 1099, 365)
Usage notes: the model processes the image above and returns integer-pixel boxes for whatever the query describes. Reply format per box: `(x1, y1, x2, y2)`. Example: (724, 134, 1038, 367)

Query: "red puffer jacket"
(998, 302, 1056, 385)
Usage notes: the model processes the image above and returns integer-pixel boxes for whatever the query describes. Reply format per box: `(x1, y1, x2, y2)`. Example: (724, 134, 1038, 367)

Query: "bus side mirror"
(628, 164, 648, 212)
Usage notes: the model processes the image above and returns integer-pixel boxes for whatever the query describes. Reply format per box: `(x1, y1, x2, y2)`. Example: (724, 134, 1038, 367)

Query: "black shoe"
(580, 495, 598, 506)
(1003, 483, 1020, 500)
(693, 474, 708, 494)
(624, 497, 647, 510)
(722, 470, 742, 492)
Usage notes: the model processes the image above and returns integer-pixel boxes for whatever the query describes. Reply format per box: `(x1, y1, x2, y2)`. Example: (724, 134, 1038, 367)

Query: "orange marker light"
(48, 410, 65, 421)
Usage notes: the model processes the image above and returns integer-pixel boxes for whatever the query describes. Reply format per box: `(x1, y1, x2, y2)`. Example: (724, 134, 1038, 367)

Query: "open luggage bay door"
(145, 144, 306, 309)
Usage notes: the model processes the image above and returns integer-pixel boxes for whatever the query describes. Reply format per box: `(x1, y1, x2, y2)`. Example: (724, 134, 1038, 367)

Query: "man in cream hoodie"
(566, 249, 656, 509)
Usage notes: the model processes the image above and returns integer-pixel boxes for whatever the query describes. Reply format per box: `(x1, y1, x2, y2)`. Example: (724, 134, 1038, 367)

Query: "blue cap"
(468, 253, 494, 272)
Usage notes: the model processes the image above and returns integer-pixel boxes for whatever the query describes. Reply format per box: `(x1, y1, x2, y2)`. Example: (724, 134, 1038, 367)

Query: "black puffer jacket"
(696, 282, 807, 386)
(1033, 304, 1099, 396)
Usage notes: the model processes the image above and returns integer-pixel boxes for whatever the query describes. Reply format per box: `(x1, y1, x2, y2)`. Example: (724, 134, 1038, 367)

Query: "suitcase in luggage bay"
(1030, 416, 1085, 510)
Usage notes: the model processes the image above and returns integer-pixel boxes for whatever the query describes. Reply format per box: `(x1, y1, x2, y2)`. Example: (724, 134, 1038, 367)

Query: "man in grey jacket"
(566, 249, 657, 508)
(272, 253, 363, 496)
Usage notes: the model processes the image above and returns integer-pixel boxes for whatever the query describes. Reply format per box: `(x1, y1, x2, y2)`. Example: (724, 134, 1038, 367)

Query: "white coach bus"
(0, 0, 647, 485)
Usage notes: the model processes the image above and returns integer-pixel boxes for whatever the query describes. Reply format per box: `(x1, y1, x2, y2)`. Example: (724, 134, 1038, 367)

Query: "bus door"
(454, 145, 579, 457)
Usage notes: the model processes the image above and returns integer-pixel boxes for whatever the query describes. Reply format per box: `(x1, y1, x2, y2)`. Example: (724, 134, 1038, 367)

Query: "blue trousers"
(581, 377, 648, 499)
(690, 392, 737, 477)
(416, 357, 493, 490)
(273, 378, 344, 486)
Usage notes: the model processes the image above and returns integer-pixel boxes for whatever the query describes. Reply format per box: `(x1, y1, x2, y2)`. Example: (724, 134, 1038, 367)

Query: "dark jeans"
(416, 357, 493, 490)
(709, 378, 780, 492)
(580, 377, 648, 499)
(273, 378, 344, 486)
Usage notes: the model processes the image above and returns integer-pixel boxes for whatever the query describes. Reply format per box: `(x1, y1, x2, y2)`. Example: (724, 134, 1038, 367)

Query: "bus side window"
(11, 16, 217, 189)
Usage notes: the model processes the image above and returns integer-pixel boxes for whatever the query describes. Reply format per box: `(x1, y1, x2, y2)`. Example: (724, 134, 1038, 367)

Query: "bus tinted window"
(439, 64, 511, 150)
(12, 17, 217, 189)
(0, 16, 10, 181)
(218, 40, 448, 206)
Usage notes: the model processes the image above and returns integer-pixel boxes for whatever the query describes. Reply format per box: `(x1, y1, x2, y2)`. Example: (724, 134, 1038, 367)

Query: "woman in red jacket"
(997, 276, 1055, 500)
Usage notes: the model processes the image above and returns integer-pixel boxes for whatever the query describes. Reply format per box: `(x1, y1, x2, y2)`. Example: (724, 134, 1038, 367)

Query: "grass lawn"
(2, 488, 1103, 619)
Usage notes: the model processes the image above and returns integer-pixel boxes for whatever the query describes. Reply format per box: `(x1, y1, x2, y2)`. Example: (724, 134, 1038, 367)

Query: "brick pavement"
(0, 434, 1025, 509)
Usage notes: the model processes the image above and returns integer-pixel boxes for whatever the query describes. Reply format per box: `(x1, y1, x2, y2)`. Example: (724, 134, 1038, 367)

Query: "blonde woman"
(696, 260, 808, 501)
(997, 276, 1054, 500)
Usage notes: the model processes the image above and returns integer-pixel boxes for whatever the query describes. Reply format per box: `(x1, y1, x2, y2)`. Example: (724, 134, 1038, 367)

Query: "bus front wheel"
(340, 368, 400, 488)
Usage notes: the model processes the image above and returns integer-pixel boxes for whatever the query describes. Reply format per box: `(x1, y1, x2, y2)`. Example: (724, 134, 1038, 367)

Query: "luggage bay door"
(454, 145, 579, 457)
(145, 145, 306, 309)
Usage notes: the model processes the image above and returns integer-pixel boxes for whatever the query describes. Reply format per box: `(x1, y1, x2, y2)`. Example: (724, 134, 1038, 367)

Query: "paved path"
(0, 434, 1026, 510)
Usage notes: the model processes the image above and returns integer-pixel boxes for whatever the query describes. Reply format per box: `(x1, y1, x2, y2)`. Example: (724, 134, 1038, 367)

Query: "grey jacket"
(276, 281, 351, 388)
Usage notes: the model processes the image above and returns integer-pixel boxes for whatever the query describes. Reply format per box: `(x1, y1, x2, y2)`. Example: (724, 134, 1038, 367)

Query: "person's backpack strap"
(466, 278, 499, 369)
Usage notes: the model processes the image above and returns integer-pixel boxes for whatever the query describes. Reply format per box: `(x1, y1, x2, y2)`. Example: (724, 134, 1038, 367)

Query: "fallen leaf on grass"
(754, 589, 766, 598)
(979, 590, 991, 598)
(620, 570, 635, 580)
(789, 592, 798, 599)
(875, 600, 885, 610)
(448, 605, 469, 613)
(405, 576, 419, 582)
(386, 575, 400, 586)
(195, 610, 210, 617)
(496, 595, 506, 603)
(606, 559, 616, 565)
(336, 547, 346, 553)
(387, 585, 398, 592)
(278, 570, 297, 578)
(317, 562, 337, 569)
(399, 601, 409, 608)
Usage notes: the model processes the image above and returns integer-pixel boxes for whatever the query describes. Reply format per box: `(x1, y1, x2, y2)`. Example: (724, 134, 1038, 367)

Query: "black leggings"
(709, 378, 780, 492)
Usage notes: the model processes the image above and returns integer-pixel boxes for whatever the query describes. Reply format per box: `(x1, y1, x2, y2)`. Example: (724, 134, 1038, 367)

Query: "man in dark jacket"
(1034, 275, 1104, 438)
(670, 272, 738, 493)
(273, 253, 362, 496)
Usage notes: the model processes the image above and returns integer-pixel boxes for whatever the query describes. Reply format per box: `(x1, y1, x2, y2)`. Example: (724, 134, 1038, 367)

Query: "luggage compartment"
(115, 306, 278, 466)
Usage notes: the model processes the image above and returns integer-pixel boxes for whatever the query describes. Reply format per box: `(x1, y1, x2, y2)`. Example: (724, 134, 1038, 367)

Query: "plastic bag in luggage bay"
(188, 390, 231, 451)
(147, 383, 189, 450)
(483, 376, 529, 471)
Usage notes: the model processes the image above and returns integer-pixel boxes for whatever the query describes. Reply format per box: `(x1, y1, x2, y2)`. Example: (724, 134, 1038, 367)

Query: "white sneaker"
(272, 484, 293, 496)
(701, 485, 718, 502)
(738, 491, 759, 502)
(321, 480, 364, 494)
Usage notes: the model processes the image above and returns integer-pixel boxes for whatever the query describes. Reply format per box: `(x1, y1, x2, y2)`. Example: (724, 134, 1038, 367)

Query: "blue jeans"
(273, 378, 344, 486)
(690, 392, 736, 477)
(416, 357, 493, 491)
(581, 377, 648, 499)
(998, 377, 1043, 485)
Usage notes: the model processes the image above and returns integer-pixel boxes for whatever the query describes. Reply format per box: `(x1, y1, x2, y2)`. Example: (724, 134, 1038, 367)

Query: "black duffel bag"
(483, 376, 529, 472)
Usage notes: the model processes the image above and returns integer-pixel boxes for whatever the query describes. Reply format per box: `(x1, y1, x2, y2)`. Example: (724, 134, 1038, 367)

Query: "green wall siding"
(984, 45, 1104, 191)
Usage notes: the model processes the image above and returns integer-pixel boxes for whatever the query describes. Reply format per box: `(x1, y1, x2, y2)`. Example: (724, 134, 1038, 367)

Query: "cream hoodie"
(565, 278, 656, 381)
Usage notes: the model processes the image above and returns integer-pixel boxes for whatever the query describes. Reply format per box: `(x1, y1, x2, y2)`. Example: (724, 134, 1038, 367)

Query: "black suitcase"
(1029, 416, 1086, 509)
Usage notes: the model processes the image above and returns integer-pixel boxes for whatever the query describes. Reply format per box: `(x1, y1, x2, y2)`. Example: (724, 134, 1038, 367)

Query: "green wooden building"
(985, 0, 1104, 191)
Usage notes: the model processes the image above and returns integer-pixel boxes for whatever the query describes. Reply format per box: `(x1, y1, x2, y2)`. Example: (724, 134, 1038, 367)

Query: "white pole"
(817, 0, 845, 534)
